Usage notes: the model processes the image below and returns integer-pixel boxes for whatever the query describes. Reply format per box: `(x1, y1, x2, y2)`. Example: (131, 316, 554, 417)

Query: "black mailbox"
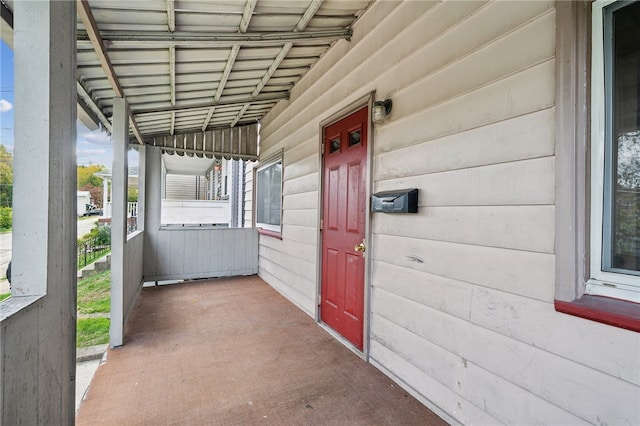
(371, 188, 418, 213)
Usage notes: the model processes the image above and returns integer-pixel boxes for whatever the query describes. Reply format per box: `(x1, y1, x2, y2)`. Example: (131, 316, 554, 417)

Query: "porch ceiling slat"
(74, 0, 371, 140)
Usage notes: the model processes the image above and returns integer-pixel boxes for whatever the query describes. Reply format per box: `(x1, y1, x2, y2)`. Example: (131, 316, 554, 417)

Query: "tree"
(78, 164, 106, 208)
(81, 183, 103, 208)
(0, 145, 13, 207)
(77, 164, 105, 189)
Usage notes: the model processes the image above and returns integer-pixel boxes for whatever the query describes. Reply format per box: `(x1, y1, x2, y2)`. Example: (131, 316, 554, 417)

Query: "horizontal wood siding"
(257, 1, 640, 424)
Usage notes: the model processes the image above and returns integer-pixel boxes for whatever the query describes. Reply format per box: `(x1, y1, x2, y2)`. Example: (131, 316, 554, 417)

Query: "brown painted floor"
(76, 276, 446, 425)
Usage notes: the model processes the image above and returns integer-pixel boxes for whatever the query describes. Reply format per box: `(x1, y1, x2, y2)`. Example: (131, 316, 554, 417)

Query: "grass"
(77, 269, 111, 314)
(0, 293, 10, 301)
(76, 269, 111, 347)
(77, 318, 110, 347)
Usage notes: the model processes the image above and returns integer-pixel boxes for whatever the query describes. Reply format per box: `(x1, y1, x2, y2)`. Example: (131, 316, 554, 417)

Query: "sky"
(0, 39, 137, 169)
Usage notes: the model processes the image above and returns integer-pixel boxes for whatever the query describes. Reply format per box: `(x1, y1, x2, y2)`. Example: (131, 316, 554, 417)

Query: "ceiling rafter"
(230, 104, 251, 128)
(132, 93, 287, 116)
(239, 0, 258, 33)
(203, 0, 257, 132)
(167, 0, 175, 32)
(250, 0, 323, 98)
(76, 28, 351, 47)
(202, 107, 216, 131)
(77, 0, 144, 144)
(169, 46, 176, 105)
(77, 81, 112, 133)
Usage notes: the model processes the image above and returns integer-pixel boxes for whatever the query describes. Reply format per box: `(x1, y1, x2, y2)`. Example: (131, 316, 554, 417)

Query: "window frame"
(554, 0, 640, 332)
(588, 0, 640, 302)
(254, 150, 283, 236)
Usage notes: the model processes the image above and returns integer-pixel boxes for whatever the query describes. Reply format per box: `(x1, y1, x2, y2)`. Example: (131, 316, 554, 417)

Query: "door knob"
(354, 239, 366, 253)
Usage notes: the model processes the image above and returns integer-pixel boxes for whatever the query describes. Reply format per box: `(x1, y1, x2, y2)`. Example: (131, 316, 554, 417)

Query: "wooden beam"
(167, 0, 175, 32)
(133, 92, 287, 115)
(77, 0, 123, 97)
(251, 44, 291, 98)
(250, 0, 323, 98)
(77, 0, 144, 144)
(239, 0, 257, 33)
(214, 45, 239, 103)
(296, 0, 323, 32)
(202, 107, 215, 131)
(170, 111, 175, 135)
(76, 28, 351, 46)
(169, 46, 176, 105)
(230, 104, 250, 127)
(129, 114, 144, 144)
(77, 81, 112, 132)
(205, 0, 256, 130)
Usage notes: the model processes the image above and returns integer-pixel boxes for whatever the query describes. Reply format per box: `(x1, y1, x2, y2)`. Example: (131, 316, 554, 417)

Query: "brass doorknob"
(354, 240, 366, 253)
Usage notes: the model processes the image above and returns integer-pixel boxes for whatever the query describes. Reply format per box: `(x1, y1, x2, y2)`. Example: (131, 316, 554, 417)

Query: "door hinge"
(321, 142, 325, 154)
(320, 218, 323, 229)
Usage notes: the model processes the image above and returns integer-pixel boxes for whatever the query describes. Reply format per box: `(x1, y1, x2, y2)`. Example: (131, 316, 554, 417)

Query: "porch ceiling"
(7, 0, 371, 156)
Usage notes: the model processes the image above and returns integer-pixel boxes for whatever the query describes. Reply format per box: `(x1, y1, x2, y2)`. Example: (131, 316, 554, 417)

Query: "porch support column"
(5, 1, 77, 422)
(110, 97, 129, 347)
(137, 145, 146, 230)
(143, 146, 162, 277)
(102, 176, 108, 210)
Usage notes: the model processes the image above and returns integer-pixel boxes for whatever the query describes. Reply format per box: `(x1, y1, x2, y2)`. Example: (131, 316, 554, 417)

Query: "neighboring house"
(2, 1, 639, 425)
(76, 191, 91, 216)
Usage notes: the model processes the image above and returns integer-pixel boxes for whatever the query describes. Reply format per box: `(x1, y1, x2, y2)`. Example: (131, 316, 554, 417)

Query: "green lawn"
(0, 269, 110, 347)
(77, 269, 111, 314)
(77, 269, 111, 347)
(77, 318, 110, 347)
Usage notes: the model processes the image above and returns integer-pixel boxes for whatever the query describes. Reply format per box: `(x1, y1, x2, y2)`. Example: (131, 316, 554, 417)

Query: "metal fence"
(77, 235, 111, 270)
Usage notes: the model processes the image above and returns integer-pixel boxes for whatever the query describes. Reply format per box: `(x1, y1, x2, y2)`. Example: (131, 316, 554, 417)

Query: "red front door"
(321, 107, 368, 350)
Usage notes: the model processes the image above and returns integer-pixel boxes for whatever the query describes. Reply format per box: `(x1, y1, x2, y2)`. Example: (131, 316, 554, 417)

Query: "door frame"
(316, 91, 375, 359)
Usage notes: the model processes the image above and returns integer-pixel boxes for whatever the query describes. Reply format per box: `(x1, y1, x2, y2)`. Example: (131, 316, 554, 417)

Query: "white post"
(143, 147, 162, 277)
(137, 145, 146, 230)
(110, 97, 129, 348)
(102, 176, 108, 210)
(6, 1, 77, 422)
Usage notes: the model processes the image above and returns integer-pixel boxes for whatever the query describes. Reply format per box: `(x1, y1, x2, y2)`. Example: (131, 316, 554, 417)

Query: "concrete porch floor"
(76, 275, 446, 425)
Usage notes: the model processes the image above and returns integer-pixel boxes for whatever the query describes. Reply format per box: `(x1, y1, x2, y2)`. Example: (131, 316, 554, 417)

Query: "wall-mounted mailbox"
(371, 188, 418, 213)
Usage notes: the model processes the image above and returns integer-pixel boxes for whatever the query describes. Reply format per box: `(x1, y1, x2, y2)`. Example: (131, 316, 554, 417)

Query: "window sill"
(258, 228, 282, 240)
(555, 295, 640, 333)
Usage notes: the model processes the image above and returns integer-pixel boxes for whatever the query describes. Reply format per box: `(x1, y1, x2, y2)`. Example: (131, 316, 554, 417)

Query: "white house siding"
(257, 1, 640, 425)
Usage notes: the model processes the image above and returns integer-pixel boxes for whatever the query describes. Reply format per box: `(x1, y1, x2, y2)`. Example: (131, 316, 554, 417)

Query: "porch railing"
(103, 202, 137, 219)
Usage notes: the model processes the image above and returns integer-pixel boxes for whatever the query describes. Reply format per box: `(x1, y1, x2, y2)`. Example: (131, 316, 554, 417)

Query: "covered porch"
(76, 275, 445, 425)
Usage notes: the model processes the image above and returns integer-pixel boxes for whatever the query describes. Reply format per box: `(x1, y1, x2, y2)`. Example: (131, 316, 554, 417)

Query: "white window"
(589, 0, 640, 302)
(255, 153, 282, 233)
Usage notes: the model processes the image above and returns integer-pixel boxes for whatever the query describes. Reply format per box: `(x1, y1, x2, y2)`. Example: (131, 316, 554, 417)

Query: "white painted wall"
(161, 200, 230, 225)
(257, 1, 640, 424)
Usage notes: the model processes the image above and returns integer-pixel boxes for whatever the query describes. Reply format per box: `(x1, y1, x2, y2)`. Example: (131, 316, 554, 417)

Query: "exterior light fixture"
(372, 99, 392, 124)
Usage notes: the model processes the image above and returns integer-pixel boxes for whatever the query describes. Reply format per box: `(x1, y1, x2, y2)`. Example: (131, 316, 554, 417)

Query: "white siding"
(257, 1, 640, 425)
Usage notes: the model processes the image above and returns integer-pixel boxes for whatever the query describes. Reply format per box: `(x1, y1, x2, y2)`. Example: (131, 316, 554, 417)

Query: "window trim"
(587, 0, 640, 301)
(254, 150, 283, 237)
(554, 0, 640, 331)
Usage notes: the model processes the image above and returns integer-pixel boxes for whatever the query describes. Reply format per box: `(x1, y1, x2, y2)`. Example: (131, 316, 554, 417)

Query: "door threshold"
(318, 321, 368, 361)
